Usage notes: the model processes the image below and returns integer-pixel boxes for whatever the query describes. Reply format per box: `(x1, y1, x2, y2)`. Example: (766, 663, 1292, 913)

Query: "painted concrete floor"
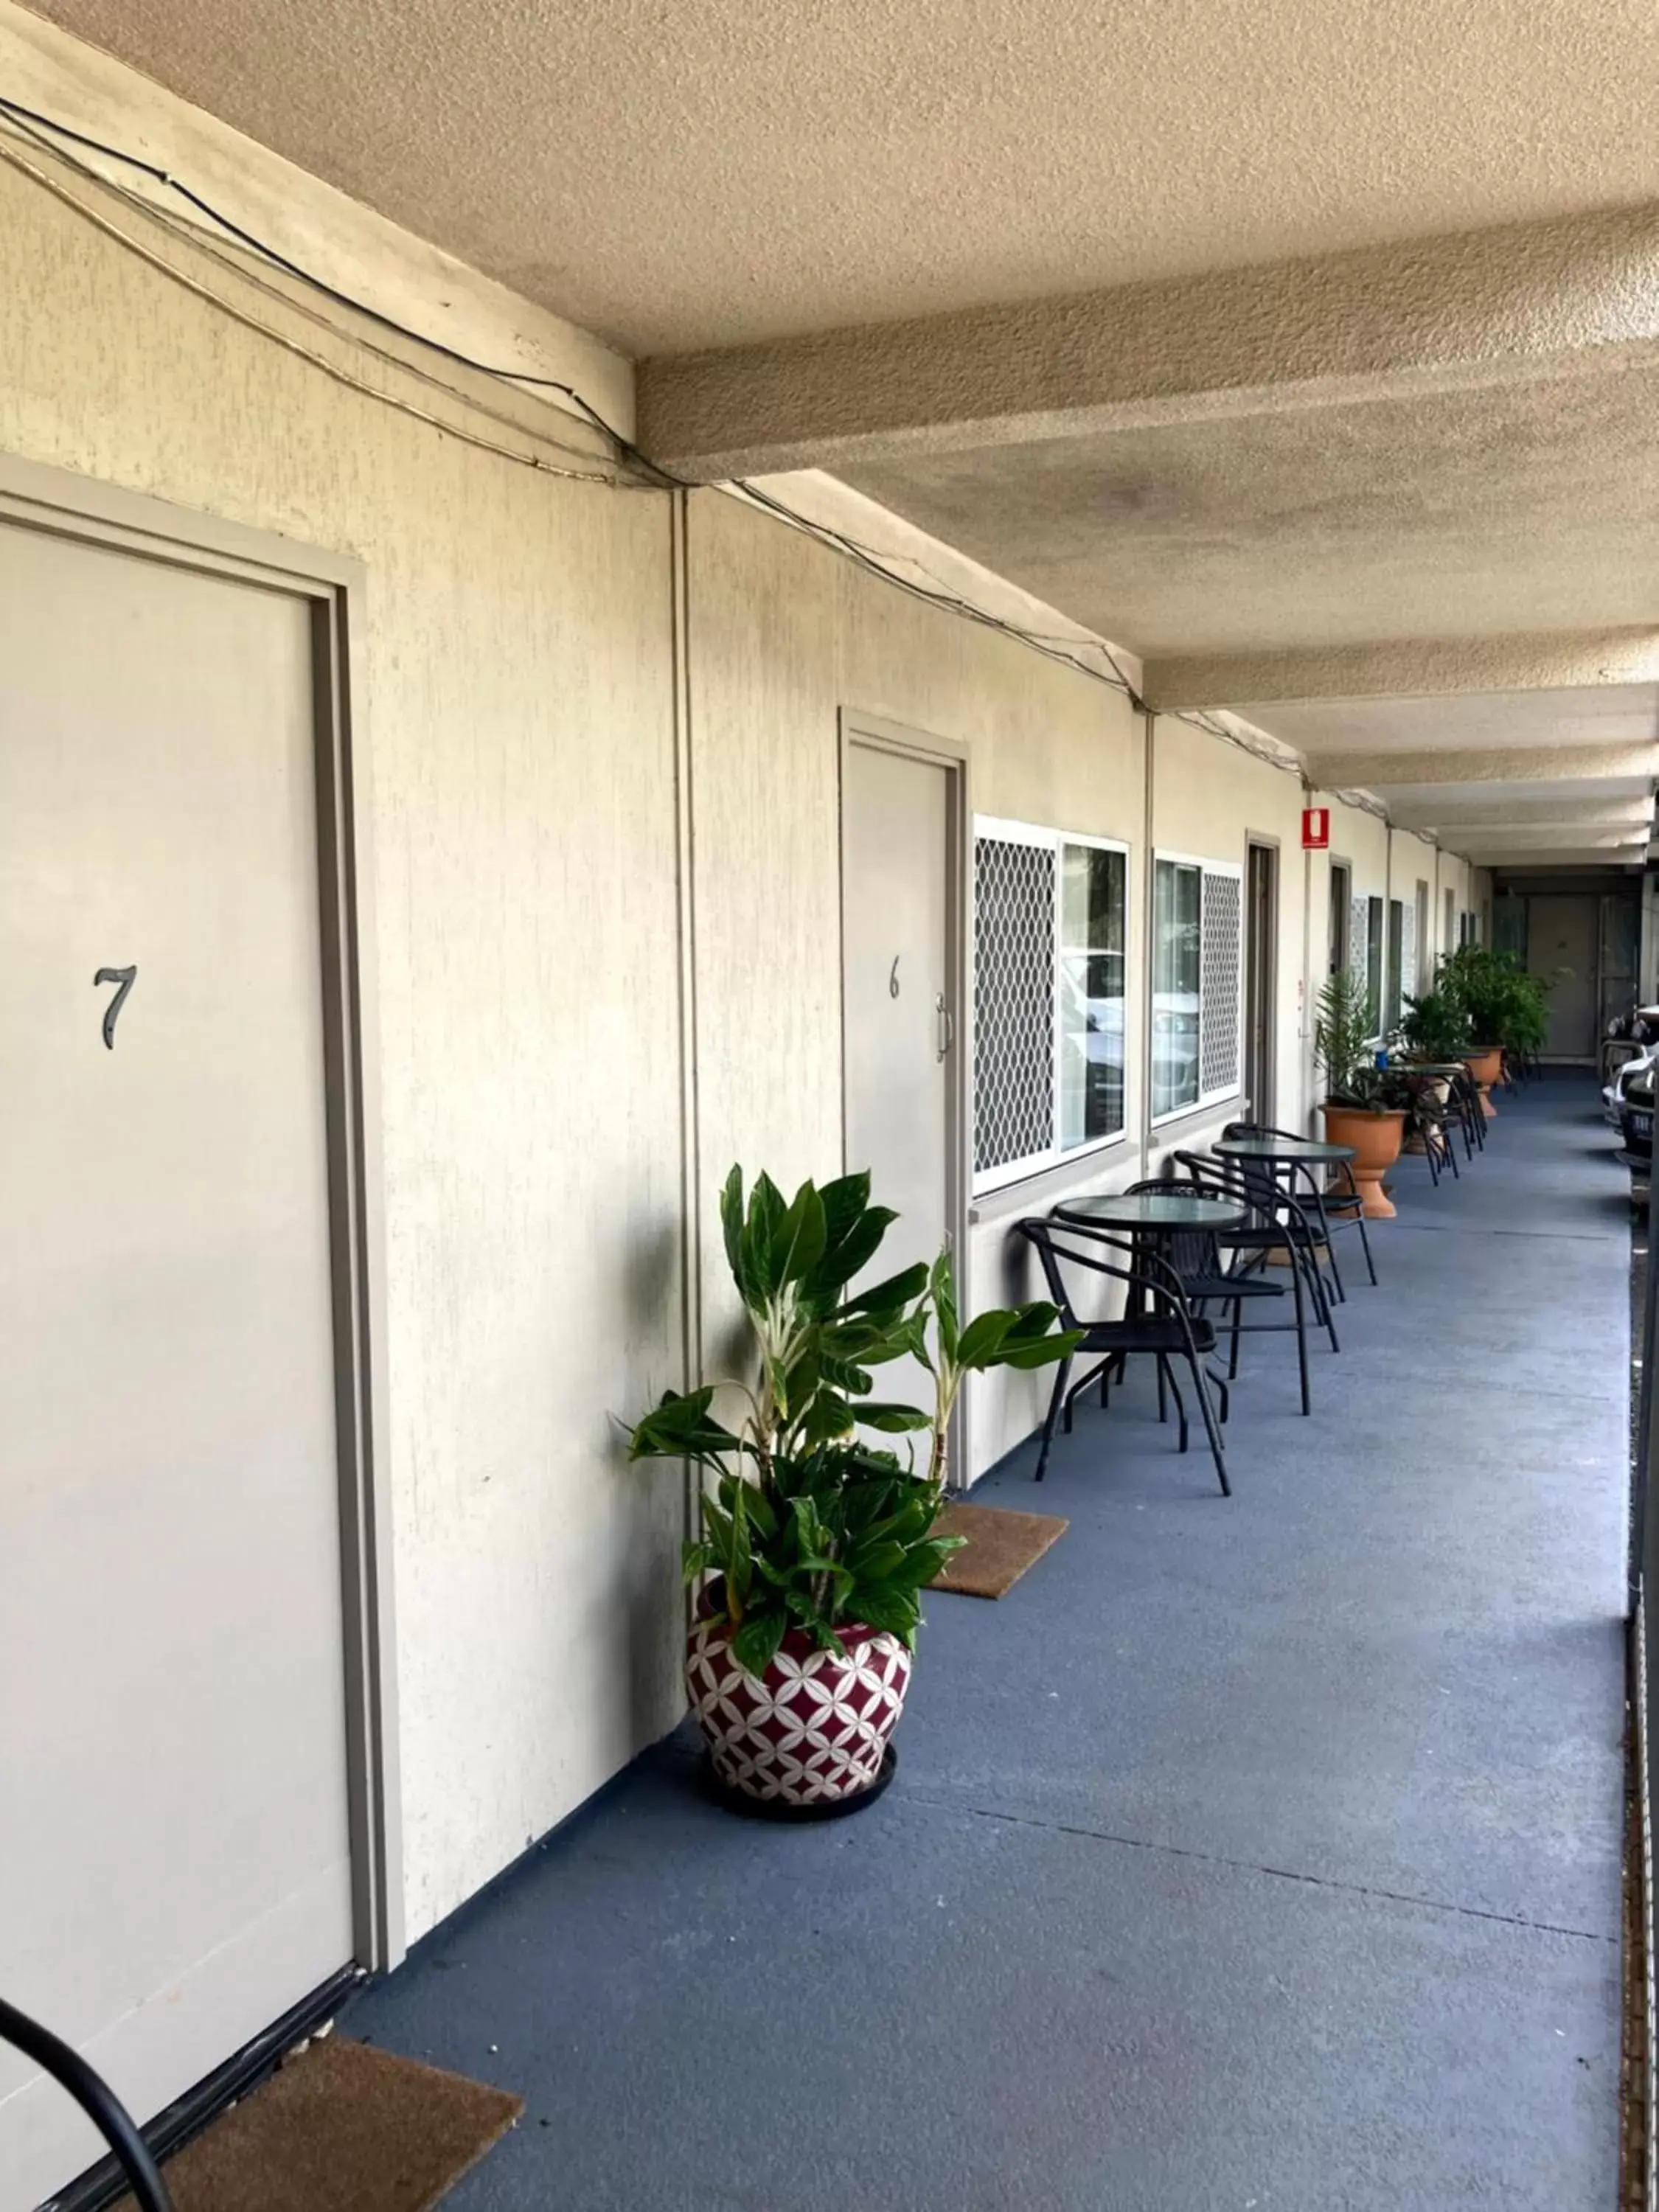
(351, 1075, 1629, 2211)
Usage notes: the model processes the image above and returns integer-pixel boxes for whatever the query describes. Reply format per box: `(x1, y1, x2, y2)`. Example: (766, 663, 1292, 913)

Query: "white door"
(0, 521, 355, 2207)
(841, 740, 956, 1436)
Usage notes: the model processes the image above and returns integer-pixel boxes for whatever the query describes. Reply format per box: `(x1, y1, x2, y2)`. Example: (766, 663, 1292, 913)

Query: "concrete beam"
(1146, 630, 1659, 712)
(1303, 742, 1659, 790)
(1390, 794, 1655, 832)
(639, 204, 1659, 480)
(1461, 846, 1648, 870)
(1448, 823, 1649, 850)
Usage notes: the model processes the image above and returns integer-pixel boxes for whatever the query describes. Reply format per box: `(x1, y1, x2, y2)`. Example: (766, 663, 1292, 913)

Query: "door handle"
(936, 993, 955, 1062)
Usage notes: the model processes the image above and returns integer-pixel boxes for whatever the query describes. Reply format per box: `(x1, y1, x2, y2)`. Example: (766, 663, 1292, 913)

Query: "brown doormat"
(111, 2034, 522, 2212)
(929, 1502, 1068, 1598)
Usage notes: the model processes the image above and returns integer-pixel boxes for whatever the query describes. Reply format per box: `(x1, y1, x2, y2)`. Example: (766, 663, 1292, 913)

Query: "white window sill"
(969, 1135, 1138, 1225)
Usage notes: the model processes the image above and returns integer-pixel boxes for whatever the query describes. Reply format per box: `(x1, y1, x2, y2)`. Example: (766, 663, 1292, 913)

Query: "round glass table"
(1212, 1133, 1355, 1169)
(1054, 1189, 1251, 1233)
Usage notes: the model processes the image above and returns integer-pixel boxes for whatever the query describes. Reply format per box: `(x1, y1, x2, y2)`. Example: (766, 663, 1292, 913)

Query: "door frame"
(0, 451, 402, 1974)
(1245, 834, 1279, 1126)
(837, 711, 970, 1481)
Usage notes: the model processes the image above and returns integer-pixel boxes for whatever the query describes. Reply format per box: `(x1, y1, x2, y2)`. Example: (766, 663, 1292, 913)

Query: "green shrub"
(629, 1167, 1078, 1675)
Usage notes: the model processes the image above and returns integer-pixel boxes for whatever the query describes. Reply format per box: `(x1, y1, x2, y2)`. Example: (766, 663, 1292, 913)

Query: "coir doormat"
(111, 2034, 521, 2212)
(929, 1502, 1068, 1598)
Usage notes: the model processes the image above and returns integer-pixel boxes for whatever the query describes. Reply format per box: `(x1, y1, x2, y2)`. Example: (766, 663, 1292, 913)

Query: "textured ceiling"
(24, 0, 1659, 867)
(26, 0, 1659, 355)
(1251, 692, 1659, 860)
(1239, 689, 1659, 759)
(840, 367, 1659, 659)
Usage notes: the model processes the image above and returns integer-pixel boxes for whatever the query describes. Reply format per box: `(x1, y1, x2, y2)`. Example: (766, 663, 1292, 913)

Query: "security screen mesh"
(974, 835, 1056, 1175)
(1350, 894, 1370, 995)
(1399, 900, 1417, 1018)
(1200, 870, 1242, 1096)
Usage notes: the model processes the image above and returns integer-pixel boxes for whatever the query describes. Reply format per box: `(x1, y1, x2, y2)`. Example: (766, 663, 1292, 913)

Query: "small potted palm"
(1315, 969, 1409, 1217)
(630, 1167, 1077, 1816)
(1437, 945, 1540, 1116)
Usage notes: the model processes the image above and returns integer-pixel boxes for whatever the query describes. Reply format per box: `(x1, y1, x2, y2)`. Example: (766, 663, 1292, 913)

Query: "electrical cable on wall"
(0, 87, 1302, 774)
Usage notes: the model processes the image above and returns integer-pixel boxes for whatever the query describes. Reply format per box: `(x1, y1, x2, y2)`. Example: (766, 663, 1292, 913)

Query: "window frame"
(1149, 847, 1246, 1130)
(1384, 898, 1405, 1032)
(1328, 859, 1352, 978)
(972, 814, 1132, 1196)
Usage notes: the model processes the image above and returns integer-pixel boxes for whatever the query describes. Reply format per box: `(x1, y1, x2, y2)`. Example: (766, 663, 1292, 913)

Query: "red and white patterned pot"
(685, 1615, 912, 1806)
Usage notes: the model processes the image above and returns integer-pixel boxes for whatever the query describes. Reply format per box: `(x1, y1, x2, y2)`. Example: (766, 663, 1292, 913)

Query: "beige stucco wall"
(1149, 714, 1311, 1151)
(684, 488, 1150, 1478)
(0, 156, 689, 1941)
(1388, 826, 1438, 1001)
(0, 141, 1385, 1944)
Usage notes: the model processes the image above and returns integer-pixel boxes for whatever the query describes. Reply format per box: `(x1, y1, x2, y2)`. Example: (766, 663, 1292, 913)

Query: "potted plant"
(629, 1166, 1078, 1816)
(1436, 946, 1548, 1115)
(1315, 968, 1410, 1217)
(1397, 990, 1472, 1148)
(1398, 989, 1472, 1067)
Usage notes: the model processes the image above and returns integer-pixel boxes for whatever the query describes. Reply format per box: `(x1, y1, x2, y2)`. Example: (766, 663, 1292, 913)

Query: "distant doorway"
(1245, 839, 1278, 1123)
(1526, 894, 1598, 1060)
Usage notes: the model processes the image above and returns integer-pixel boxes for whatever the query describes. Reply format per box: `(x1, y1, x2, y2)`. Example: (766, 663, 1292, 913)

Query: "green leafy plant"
(629, 1167, 1079, 1676)
(1398, 989, 1472, 1064)
(1315, 967, 1394, 1108)
(1436, 944, 1551, 1053)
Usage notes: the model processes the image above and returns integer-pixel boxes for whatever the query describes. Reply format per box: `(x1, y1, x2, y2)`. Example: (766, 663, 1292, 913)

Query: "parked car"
(1602, 1007, 1659, 1126)
(1617, 1067, 1653, 1203)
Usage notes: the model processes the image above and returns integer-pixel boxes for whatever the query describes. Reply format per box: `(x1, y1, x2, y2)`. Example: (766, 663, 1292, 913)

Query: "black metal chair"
(1017, 1220, 1230, 1494)
(1122, 1175, 1316, 1415)
(1220, 1121, 1378, 1297)
(1399, 1071, 1460, 1186)
(1175, 1150, 1343, 1363)
(1447, 1065, 1486, 1158)
(0, 1996, 175, 2212)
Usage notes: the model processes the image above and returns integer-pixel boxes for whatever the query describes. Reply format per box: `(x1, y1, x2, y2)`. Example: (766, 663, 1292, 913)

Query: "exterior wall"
(1471, 866, 1496, 941)
(684, 488, 1149, 1479)
(1436, 851, 1475, 961)
(0, 128, 1422, 1946)
(1147, 714, 1310, 1156)
(1388, 825, 1438, 1001)
(1642, 874, 1659, 1001)
(0, 154, 689, 1941)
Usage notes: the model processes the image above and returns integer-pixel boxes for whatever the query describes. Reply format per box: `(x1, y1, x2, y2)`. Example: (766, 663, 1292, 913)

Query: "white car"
(1604, 1012, 1659, 1121)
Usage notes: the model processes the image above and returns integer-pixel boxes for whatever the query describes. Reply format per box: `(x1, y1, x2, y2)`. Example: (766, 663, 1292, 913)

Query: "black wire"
(0, 90, 1147, 706)
(0, 94, 634, 439)
(732, 480, 1145, 702)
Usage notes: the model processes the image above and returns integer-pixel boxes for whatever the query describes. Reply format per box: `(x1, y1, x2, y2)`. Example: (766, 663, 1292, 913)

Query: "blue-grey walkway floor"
(352, 1075, 1629, 2211)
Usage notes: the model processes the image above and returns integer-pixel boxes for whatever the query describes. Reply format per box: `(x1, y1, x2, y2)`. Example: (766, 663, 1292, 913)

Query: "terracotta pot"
(1464, 1046, 1503, 1118)
(686, 1613, 911, 1809)
(1321, 1104, 1408, 1219)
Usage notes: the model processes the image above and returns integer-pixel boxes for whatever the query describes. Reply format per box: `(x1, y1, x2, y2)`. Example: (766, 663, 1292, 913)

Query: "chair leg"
(1034, 1356, 1071, 1481)
(1303, 1240, 1340, 1353)
(1228, 1296, 1242, 1380)
(1354, 1206, 1378, 1287)
(1156, 1354, 1168, 1425)
(1290, 1245, 1311, 1416)
(1319, 1204, 1348, 1303)
(1186, 1351, 1231, 1496)
(1160, 1356, 1190, 1453)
